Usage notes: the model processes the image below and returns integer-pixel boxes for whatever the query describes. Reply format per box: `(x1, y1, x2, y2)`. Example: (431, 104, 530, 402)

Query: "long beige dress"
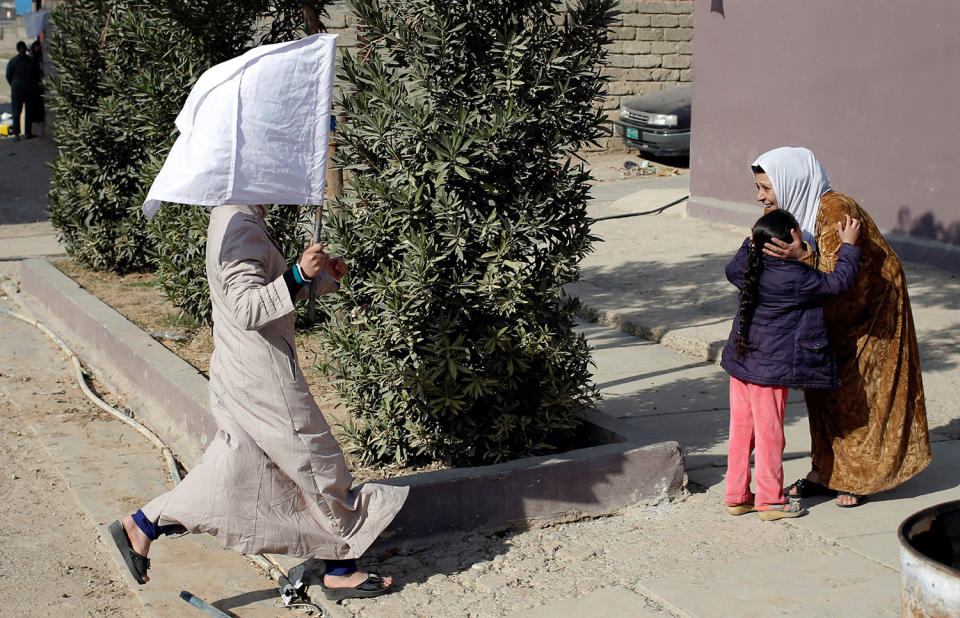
(802, 192, 931, 495)
(142, 205, 408, 559)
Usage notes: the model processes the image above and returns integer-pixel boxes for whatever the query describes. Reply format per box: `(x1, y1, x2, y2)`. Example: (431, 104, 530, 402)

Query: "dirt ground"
(0, 277, 146, 617)
(0, 400, 146, 617)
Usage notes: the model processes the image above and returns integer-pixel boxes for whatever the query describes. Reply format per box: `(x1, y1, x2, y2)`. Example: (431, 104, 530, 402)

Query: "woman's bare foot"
(836, 492, 866, 507)
(323, 571, 392, 590)
(121, 516, 152, 582)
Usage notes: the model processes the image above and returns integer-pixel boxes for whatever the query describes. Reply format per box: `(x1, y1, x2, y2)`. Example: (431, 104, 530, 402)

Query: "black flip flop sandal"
(108, 520, 151, 584)
(320, 572, 392, 601)
(785, 478, 836, 499)
(836, 491, 868, 508)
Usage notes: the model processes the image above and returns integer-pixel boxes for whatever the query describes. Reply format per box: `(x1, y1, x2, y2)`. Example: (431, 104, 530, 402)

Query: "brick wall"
(324, 0, 694, 151)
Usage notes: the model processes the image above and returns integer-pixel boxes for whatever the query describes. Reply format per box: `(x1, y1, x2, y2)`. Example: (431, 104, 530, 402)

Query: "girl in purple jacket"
(720, 210, 861, 520)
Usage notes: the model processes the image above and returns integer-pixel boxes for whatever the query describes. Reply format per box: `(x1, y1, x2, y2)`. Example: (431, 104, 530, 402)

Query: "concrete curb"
(18, 258, 686, 543)
(19, 259, 213, 465)
(575, 300, 725, 363)
(378, 411, 685, 541)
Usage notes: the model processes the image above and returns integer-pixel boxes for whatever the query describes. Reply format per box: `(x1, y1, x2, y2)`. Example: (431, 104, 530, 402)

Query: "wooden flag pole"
(303, 4, 344, 322)
(302, 4, 321, 35)
(309, 125, 343, 320)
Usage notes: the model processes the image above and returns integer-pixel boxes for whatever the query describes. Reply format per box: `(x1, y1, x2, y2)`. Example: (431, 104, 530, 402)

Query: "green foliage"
(322, 0, 617, 466)
(48, 0, 328, 321)
(47, 2, 158, 271)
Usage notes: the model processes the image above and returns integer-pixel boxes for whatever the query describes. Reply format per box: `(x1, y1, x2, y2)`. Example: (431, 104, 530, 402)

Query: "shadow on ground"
(579, 252, 736, 347)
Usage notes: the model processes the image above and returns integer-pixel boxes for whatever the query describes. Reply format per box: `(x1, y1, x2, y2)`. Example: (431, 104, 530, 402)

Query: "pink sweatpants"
(725, 376, 788, 507)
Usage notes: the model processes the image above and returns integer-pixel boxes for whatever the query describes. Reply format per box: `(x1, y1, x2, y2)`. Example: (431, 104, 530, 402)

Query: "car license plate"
(625, 127, 639, 140)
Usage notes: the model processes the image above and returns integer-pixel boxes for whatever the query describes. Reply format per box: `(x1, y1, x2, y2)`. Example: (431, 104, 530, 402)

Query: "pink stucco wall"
(687, 0, 960, 271)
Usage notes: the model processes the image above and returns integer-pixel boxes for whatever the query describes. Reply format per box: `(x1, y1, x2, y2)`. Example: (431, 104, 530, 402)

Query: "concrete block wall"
(323, 0, 694, 152)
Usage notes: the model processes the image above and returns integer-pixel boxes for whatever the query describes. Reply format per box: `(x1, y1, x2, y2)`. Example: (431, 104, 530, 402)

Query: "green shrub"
(322, 0, 616, 466)
(47, 1, 160, 272)
(48, 0, 328, 322)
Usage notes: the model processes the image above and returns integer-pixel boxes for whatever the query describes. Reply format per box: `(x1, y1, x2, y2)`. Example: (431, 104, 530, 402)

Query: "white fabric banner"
(143, 34, 338, 220)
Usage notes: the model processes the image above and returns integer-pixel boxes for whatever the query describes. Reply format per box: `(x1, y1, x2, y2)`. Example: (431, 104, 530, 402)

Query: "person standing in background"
(720, 209, 861, 520)
(28, 39, 45, 136)
(754, 146, 931, 508)
(5, 41, 40, 141)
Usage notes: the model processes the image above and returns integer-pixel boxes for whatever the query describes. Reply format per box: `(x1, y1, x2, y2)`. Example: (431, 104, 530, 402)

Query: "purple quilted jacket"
(720, 239, 861, 389)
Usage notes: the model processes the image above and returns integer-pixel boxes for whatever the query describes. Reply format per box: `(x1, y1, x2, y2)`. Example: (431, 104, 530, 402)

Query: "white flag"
(143, 34, 338, 220)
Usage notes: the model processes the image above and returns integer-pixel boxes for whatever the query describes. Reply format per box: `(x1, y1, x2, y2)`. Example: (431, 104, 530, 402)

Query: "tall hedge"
(48, 0, 326, 323)
(321, 0, 616, 466)
(48, 1, 162, 272)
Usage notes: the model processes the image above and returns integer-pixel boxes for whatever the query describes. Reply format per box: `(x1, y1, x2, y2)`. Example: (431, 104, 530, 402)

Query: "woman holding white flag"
(108, 35, 408, 600)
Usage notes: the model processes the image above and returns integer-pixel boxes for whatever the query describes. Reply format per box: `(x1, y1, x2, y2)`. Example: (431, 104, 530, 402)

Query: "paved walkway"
(0, 126, 61, 261)
(577, 175, 960, 431)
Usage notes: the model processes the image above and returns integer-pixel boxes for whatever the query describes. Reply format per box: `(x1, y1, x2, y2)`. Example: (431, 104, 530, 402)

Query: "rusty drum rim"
(898, 499, 960, 578)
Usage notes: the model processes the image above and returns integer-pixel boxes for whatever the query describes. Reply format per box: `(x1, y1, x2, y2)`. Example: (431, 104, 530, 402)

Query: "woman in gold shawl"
(752, 147, 930, 507)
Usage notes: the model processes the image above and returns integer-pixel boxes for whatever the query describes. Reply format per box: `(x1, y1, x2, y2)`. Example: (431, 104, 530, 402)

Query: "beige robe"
(142, 205, 408, 559)
(802, 192, 931, 495)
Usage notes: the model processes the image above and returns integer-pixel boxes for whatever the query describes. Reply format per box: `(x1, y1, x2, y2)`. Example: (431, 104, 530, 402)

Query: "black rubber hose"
(590, 195, 689, 222)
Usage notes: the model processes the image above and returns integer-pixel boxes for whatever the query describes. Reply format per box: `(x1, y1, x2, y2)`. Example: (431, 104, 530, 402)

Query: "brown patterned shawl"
(801, 191, 931, 494)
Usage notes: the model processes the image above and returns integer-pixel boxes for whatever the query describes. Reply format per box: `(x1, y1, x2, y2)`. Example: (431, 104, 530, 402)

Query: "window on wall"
(0, 1, 15, 23)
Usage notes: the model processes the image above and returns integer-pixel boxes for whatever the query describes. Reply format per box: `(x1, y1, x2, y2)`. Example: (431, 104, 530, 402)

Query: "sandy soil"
(0, 403, 146, 617)
(0, 286, 145, 616)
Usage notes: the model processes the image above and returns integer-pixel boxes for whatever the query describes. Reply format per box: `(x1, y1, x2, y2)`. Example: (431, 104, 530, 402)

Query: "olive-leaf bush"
(47, 1, 163, 272)
(48, 0, 327, 321)
(321, 0, 617, 466)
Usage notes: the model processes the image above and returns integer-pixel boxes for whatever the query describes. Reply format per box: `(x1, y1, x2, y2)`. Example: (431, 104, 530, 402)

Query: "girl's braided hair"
(735, 208, 801, 357)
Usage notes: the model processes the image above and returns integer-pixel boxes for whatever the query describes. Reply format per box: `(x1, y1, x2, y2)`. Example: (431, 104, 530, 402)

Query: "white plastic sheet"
(143, 34, 338, 220)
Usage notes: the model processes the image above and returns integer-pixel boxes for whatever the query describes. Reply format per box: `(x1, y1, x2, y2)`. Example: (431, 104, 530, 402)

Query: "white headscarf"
(752, 147, 832, 250)
(142, 34, 338, 220)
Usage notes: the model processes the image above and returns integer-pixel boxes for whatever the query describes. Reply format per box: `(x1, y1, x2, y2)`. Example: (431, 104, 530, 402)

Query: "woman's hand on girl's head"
(763, 228, 805, 260)
(837, 214, 861, 245)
